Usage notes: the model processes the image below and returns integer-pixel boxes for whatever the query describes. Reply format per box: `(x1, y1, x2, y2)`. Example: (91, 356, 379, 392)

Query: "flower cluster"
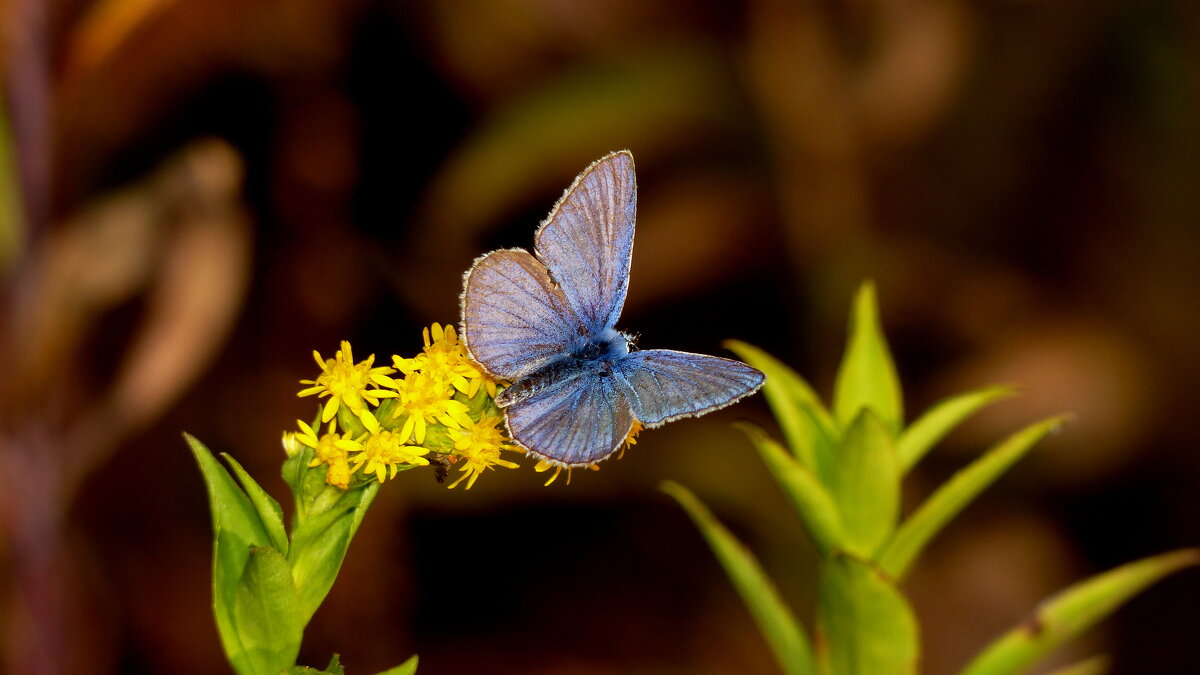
(287, 324, 643, 490)
(289, 325, 522, 490)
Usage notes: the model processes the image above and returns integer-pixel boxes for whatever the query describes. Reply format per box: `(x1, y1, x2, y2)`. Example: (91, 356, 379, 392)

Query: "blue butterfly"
(461, 151, 765, 467)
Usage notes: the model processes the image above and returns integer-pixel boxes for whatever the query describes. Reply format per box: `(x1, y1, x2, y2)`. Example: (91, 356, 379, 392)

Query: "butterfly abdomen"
(496, 331, 631, 408)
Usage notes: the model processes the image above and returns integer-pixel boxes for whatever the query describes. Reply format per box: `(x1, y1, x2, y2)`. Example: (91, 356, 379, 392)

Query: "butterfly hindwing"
(613, 349, 766, 427)
(504, 371, 635, 466)
(534, 151, 636, 335)
(461, 249, 584, 381)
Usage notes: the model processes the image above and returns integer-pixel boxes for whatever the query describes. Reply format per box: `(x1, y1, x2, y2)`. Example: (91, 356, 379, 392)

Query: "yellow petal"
(399, 415, 415, 444)
(414, 416, 427, 444)
(361, 410, 381, 434)
(322, 397, 339, 423)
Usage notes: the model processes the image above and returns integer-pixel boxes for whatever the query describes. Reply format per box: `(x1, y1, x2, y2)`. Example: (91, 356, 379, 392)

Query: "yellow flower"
(325, 458, 353, 490)
(390, 370, 474, 444)
(393, 323, 498, 398)
(350, 411, 430, 483)
(295, 419, 362, 489)
(532, 460, 596, 485)
(447, 415, 520, 489)
(616, 420, 644, 460)
(298, 341, 399, 424)
(281, 431, 302, 458)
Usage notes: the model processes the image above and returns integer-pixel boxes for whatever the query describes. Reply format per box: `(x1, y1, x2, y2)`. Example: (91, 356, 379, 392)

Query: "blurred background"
(1, 1, 1198, 673)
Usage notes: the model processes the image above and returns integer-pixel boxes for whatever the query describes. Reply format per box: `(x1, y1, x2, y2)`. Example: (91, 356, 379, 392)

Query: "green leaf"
(959, 549, 1200, 675)
(833, 282, 903, 436)
(879, 416, 1066, 579)
(288, 482, 380, 623)
(816, 553, 919, 675)
(284, 654, 349, 675)
(372, 655, 419, 675)
(233, 546, 304, 674)
(662, 481, 815, 675)
(896, 385, 1015, 473)
(187, 433, 275, 673)
(324, 653, 346, 675)
(1045, 655, 1110, 675)
(724, 340, 838, 479)
(737, 423, 844, 557)
(827, 411, 899, 558)
(223, 453, 289, 555)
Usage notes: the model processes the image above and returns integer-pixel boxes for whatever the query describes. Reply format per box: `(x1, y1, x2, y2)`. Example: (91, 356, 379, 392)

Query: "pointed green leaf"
(372, 655, 419, 675)
(816, 553, 919, 675)
(725, 340, 838, 478)
(234, 546, 303, 674)
(187, 434, 273, 548)
(737, 423, 845, 556)
(662, 481, 815, 675)
(897, 385, 1015, 473)
(959, 549, 1199, 675)
(833, 282, 903, 435)
(1046, 655, 1110, 675)
(828, 411, 899, 557)
(187, 433, 274, 673)
(288, 482, 379, 623)
(284, 654, 347, 675)
(880, 416, 1066, 579)
(223, 453, 289, 555)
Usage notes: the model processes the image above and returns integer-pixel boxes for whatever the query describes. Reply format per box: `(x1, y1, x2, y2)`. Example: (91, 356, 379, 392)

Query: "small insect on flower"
(428, 455, 452, 484)
(460, 151, 764, 468)
(298, 341, 399, 425)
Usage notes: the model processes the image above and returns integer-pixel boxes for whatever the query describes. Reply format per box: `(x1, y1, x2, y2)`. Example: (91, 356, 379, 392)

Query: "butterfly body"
(496, 329, 631, 407)
(462, 151, 764, 467)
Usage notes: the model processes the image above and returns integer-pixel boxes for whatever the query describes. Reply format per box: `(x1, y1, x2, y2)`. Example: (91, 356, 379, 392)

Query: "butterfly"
(460, 151, 765, 467)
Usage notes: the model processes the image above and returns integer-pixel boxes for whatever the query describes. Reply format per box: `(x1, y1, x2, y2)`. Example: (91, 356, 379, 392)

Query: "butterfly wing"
(461, 249, 585, 381)
(534, 150, 636, 334)
(613, 349, 765, 427)
(504, 372, 635, 466)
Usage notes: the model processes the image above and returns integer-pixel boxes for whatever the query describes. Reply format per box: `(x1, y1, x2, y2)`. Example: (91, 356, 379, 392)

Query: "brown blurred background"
(1, 1, 1198, 673)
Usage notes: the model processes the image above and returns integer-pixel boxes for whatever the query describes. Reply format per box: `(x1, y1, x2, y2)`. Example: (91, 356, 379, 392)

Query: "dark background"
(1, 1, 1198, 673)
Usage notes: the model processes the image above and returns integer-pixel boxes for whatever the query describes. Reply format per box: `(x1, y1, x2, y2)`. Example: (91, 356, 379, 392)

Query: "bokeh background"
(2, 1, 1199, 673)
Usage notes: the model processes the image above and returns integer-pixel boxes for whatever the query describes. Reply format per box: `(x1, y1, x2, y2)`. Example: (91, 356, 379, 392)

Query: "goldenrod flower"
(325, 458, 353, 490)
(393, 323, 498, 398)
(281, 431, 302, 458)
(447, 415, 520, 489)
(351, 412, 430, 483)
(531, 460, 601, 486)
(298, 341, 399, 424)
(295, 419, 362, 489)
(616, 420, 644, 460)
(390, 371, 474, 444)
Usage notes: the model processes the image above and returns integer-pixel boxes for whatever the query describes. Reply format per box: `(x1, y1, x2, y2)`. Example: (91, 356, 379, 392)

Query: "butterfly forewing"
(461, 249, 584, 381)
(613, 349, 765, 426)
(505, 373, 635, 466)
(534, 151, 636, 335)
